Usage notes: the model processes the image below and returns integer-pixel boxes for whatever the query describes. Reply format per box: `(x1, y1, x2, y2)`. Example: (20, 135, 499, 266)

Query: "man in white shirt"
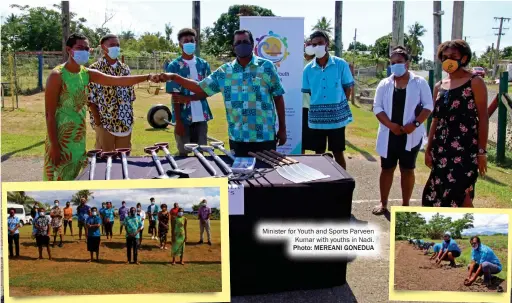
(165, 28, 213, 156)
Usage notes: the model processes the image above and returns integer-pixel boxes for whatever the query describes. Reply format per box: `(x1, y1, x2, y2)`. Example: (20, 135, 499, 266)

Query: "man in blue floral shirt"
(162, 29, 287, 156)
(166, 28, 213, 156)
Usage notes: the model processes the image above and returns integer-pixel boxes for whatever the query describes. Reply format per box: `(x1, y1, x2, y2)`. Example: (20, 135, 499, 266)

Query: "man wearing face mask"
(7, 208, 21, 258)
(197, 198, 212, 246)
(165, 28, 213, 156)
(86, 207, 102, 262)
(88, 34, 136, 151)
(161, 29, 287, 156)
(34, 207, 52, 260)
(465, 236, 502, 287)
(50, 200, 64, 247)
(435, 232, 461, 267)
(44, 33, 159, 181)
(302, 31, 354, 169)
(371, 46, 433, 216)
(124, 207, 143, 264)
(136, 203, 146, 248)
(76, 197, 91, 241)
(147, 198, 160, 240)
(302, 39, 316, 154)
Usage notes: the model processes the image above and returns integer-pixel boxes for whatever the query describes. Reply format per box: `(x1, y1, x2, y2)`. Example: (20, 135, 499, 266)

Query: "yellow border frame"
(389, 206, 511, 302)
(2, 178, 230, 303)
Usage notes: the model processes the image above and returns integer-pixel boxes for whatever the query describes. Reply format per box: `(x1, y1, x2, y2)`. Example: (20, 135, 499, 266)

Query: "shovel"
(184, 143, 218, 177)
(210, 141, 235, 161)
(144, 146, 179, 179)
(199, 145, 233, 176)
(256, 152, 312, 183)
(154, 142, 196, 176)
(262, 150, 322, 181)
(87, 149, 102, 180)
(101, 151, 118, 180)
(115, 148, 131, 180)
(269, 150, 329, 179)
(248, 152, 305, 184)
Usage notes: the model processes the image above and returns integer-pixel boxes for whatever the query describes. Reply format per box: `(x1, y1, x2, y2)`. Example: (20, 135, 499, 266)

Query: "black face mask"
(130, 210, 136, 216)
(444, 239, 450, 243)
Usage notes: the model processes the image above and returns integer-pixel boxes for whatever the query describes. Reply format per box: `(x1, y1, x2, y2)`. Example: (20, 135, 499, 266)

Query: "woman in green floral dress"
(171, 208, 187, 265)
(44, 33, 157, 181)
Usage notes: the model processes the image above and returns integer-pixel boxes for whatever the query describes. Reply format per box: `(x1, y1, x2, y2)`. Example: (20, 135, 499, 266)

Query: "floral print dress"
(43, 64, 89, 181)
(422, 76, 479, 207)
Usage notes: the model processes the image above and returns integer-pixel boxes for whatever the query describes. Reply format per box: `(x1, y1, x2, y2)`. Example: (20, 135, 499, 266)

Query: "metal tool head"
(101, 151, 118, 159)
(184, 143, 198, 151)
(210, 141, 224, 148)
(115, 148, 131, 156)
(199, 145, 214, 152)
(153, 171, 180, 179)
(87, 149, 102, 157)
(166, 168, 196, 176)
(154, 142, 169, 149)
(144, 146, 159, 154)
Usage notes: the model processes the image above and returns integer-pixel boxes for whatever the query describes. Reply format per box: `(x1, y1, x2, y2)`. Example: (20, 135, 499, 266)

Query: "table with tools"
(76, 142, 355, 295)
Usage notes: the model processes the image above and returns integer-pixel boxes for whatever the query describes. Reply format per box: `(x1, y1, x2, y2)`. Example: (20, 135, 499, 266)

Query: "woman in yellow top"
(44, 33, 159, 181)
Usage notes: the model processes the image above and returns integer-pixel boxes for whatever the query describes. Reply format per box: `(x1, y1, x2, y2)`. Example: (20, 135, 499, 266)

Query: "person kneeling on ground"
(465, 236, 502, 287)
(415, 239, 424, 249)
(430, 242, 443, 260)
(86, 207, 102, 262)
(435, 232, 461, 267)
(423, 242, 435, 255)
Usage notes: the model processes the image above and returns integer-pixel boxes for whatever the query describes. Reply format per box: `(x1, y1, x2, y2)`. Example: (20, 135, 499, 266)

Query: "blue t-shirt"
(99, 207, 106, 218)
(7, 216, 20, 235)
(86, 215, 102, 237)
(77, 204, 90, 222)
(124, 216, 143, 239)
(442, 239, 461, 253)
(471, 244, 502, 271)
(147, 204, 159, 221)
(103, 208, 115, 223)
(433, 243, 443, 253)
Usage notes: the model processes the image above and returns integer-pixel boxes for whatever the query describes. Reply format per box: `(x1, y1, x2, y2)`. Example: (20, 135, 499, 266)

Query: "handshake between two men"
(148, 72, 204, 104)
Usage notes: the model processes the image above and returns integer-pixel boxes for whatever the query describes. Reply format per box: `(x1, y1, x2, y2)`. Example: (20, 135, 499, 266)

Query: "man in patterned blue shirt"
(7, 208, 21, 258)
(161, 29, 287, 156)
(166, 28, 213, 156)
(124, 207, 143, 264)
(302, 30, 354, 169)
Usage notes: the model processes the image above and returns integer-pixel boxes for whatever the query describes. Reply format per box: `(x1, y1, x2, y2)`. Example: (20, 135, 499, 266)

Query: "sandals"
(372, 205, 388, 216)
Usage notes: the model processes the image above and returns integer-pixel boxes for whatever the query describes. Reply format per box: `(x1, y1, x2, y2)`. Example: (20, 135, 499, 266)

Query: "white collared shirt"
(372, 71, 434, 158)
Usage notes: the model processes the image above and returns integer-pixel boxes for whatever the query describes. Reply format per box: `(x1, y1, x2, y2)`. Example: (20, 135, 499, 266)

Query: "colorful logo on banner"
(254, 31, 289, 67)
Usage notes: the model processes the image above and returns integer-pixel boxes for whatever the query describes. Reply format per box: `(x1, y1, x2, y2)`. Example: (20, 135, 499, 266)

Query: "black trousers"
(104, 221, 113, 238)
(8, 234, 20, 257)
(126, 236, 138, 263)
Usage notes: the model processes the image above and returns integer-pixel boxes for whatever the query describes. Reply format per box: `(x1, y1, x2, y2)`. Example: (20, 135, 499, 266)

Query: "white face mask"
(178, 212, 183, 216)
(137, 208, 141, 211)
(314, 45, 327, 58)
(39, 212, 45, 216)
(305, 45, 315, 56)
(92, 211, 97, 216)
(54, 203, 59, 206)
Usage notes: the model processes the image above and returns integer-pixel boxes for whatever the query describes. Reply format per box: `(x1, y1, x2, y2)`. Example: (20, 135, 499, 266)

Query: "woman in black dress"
(158, 204, 171, 250)
(423, 40, 488, 207)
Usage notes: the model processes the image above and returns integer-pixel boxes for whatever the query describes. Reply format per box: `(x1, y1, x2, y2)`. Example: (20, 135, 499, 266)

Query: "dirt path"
(394, 241, 507, 293)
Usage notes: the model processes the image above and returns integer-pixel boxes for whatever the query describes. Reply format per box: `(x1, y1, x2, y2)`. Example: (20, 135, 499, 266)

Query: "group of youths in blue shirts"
(407, 232, 502, 287)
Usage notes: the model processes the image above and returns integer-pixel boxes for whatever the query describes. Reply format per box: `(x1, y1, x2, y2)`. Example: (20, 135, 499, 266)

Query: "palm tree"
(164, 23, 173, 42)
(408, 22, 427, 58)
(312, 17, 333, 37)
(120, 30, 136, 41)
(7, 191, 35, 205)
(71, 190, 95, 206)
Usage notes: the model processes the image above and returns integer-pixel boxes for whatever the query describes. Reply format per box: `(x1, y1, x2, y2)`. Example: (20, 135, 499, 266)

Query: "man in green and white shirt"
(302, 38, 316, 154)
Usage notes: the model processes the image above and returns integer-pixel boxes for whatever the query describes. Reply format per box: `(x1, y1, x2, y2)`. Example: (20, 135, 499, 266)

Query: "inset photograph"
(390, 207, 510, 303)
(2, 179, 229, 303)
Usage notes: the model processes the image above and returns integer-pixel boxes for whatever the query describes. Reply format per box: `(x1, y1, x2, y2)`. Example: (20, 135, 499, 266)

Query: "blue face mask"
(107, 46, 121, 59)
(72, 50, 89, 65)
(391, 63, 407, 77)
(183, 43, 196, 56)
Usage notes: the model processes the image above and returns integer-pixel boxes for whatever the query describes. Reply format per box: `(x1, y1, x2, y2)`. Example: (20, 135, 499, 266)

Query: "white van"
(6, 203, 31, 226)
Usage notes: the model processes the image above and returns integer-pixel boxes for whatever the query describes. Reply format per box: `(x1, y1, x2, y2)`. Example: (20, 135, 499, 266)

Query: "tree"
(371, 33, 418, 62)
(348, 41, 369, 52)
(70, 190, 94, 206)
(450, 214, 474, 239)
(312, 17, 333, 37)
(120, 31, 136, 41)
(502, 46, 512, 59)
(395, 212, 426, 238)
(407, 22, 427, 62)
(164, 23, 174, 42)
(209, 5, 275, 56)
(192, 204, 200, 212)
(425, 213, 452, 239)
(7, 191, 36, 205)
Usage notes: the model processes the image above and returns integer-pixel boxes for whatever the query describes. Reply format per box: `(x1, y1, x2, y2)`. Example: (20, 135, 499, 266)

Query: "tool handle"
(193, 150, 218, 176)
(248, 152, 275, 167)
(150, 152, 165, 175)
(89, 156, 96, 180)
(257, 152, 285, 166)
(270, 149, 298, 164)
(213, 153, 232, 175)
(217, 146, 235, 161)
(263, 150, 293, 165)
(162, 147, 178, 169)
(105, 157, 113, 180)
(120, 153, 129, 179)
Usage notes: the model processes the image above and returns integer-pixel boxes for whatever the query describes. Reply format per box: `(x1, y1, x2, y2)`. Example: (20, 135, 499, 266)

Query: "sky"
(21, 187, 221, 210)
(1, 0, 511, 61)
(420, 212, 509, 234)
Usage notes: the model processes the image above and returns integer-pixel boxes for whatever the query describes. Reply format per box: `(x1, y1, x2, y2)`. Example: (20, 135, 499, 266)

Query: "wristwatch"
(478, 148, 487, 154)
(413, 120, 421, 127)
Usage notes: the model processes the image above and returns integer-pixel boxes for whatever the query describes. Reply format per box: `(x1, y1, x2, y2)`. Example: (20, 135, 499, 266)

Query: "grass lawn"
(421, 235, 508, 281)
(2, 88, 511, 206)
(7, 217, 221, 296)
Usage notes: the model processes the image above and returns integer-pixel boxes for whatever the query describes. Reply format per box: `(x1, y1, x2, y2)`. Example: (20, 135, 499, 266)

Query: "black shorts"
(309, 127, 346, 153)
(149, 220, 157, 233)
(87, 236, 101, 252)
(302, 108, 314, 151)
(449, 250, 461, 258)
(36, 235, 50, 247)
(381, 141, 421, 170)
(64, 220, 72, 228)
